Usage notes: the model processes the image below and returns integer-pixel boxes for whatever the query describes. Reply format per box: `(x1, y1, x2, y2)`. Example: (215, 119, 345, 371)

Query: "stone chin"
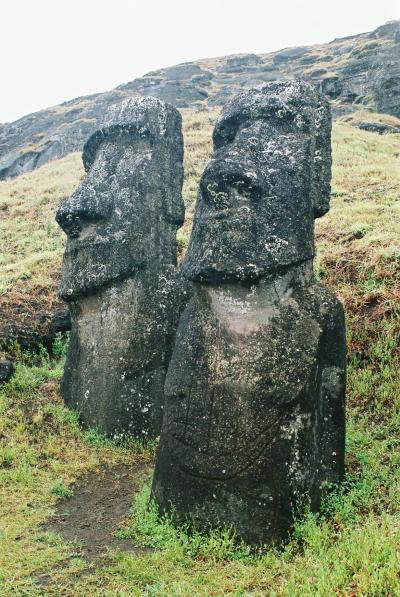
(182, 228, 315, 283)
(59, 237, 143, 301)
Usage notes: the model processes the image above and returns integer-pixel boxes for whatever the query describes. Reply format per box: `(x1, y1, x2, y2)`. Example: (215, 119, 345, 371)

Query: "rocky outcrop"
(152, 82, 346, 546)
(354, 121, 400, 134)
(0, 91, 131, 179)
(372, 43, 400, 118)
(0, 20, 399, 179)
(0, 361, 14, 385)
(118, 69, 211, 107)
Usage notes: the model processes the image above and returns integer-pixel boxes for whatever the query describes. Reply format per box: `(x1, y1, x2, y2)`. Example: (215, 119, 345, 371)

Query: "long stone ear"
(311, 99, 332, 218)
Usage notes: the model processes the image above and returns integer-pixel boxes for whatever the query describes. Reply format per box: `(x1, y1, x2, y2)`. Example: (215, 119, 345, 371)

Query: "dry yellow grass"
(1, 111, 399, 347)
(317, 122, 400, 317)
(0, 153, 83, 345)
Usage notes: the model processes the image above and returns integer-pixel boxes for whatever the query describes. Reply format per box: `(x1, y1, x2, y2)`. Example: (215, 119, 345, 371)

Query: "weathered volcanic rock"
(0, 360, 14, 385)
(47, 308, 71, 339)
(219, 54, 262, 73)
(56, 97, 188, 439)
(319, 75, 343, 99)
(117, 62, 213, 108)
(0, 90, 131, 179)
(354, 121, 400, 134)
(152, 81, 346, 546)
(182, 81, 332, 282)
(0, 20, 399, 179)
(372, 43, 400, 118)
(272, 46, 309, 64)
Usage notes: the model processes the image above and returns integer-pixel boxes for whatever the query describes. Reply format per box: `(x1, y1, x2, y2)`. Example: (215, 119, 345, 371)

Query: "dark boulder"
(273, 46, 309, 64)
(354, 121, 400, 134)
(219, 54, 262, 73)
(148, 63, 210, 81)
(0, 361, 14, 385)
(319, 76, 343, 99)
(45, 309, 71, 351)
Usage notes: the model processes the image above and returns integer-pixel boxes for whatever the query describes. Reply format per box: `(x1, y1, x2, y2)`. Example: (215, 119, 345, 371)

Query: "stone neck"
(68, 277, 138, 324)
(196, 260, 314, 335)
(66, 264, 174, 310)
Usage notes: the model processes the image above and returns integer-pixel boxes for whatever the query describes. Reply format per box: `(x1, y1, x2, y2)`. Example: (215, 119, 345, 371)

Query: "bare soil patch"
(43, 460, 152, 561)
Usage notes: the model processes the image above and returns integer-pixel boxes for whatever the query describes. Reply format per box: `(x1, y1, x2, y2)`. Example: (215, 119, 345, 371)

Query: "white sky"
(1, 0, 399, 123)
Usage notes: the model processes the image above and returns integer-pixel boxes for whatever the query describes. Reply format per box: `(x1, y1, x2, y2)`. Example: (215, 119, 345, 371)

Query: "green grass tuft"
(117, 477, 251, 560)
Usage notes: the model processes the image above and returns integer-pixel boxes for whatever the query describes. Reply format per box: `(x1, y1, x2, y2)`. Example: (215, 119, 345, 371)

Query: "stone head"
(56, 96, 184, 300)
(182, 80, 331, 283)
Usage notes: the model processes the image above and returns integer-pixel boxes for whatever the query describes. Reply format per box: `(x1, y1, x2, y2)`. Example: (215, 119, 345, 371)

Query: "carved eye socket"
(200, 169, 262, 211)
(213, 115, 240, 150)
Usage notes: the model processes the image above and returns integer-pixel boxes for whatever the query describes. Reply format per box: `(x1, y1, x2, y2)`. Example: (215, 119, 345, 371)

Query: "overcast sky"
(1, 0, 398, 123)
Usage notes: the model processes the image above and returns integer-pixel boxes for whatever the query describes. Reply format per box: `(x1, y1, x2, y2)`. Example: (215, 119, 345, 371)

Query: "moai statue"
(56, 97, 187, 439)
(152, 81, 346, 545)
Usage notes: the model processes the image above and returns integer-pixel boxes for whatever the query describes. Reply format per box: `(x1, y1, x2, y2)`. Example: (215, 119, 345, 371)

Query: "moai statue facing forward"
(152, 81, 346, 545)
(56, 97, 186, 439)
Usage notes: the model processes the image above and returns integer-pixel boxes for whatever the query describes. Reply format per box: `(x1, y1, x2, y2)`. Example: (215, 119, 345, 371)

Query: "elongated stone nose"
(56, 185, 113, 237)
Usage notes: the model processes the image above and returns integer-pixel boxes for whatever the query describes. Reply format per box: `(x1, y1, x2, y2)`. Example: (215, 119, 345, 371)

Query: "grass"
(0, 153, 83, 347)
(0, 110, 217, 345)
(0, 345, 153, 596)
(0, 114, 399, 594)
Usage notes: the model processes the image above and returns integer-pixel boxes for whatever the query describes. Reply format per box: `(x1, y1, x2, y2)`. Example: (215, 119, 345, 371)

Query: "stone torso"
(164, 264, 320, 476)
(62, 269, 186, 439)
(155, 268, 345, 542)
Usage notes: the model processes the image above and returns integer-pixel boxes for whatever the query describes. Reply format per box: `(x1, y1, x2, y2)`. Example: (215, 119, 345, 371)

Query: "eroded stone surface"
(152, 82, 346, 545)
(0, 360, 14, 385)
(56, 97, 188, 439)
(182, 80, 332, 283)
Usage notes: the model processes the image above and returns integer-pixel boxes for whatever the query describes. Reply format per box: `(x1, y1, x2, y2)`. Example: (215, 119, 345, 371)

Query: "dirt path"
(43, 460, 152, 561)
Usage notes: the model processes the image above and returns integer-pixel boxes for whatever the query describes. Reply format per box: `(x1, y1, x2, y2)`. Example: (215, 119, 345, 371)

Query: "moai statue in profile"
(152, 81, 346, 545)
(56, 97, 187, 439)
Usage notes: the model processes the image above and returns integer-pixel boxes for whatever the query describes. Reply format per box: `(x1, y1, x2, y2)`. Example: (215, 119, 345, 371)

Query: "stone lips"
(182, 81, 331, 284)
(152, 84, 346, 545)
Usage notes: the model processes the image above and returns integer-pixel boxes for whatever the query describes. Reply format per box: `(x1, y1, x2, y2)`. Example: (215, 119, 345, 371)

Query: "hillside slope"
(0, 109, 399, 351)
(0, 111, 399, 595)
(0, 20, 399, 179)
